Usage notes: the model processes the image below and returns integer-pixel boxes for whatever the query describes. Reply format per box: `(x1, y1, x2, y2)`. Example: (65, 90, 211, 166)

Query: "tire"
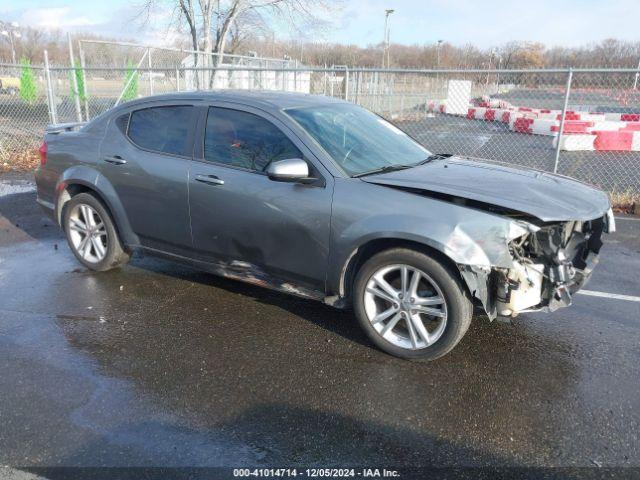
(353, 248, 472, 361)
(62, 192, 130, 271)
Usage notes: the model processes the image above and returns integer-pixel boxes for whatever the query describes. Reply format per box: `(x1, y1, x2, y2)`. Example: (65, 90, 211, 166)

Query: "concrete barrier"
(449, 98, 639, 150)
(593, 130, 637, 151)
(553, 134, 596, 151)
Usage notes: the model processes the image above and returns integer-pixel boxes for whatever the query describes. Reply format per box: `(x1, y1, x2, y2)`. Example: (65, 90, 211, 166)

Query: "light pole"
(436, 39, 443, 69)
(486, 48, 496, 86)
(382, 9, 394, 68)
(1, 22, 20, 64)
(435, 39, 444, 86)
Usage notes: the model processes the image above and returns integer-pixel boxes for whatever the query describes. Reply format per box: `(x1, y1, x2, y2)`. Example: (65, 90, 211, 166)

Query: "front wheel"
(63, 193, 130, 271)
(353, 248, 472, 361)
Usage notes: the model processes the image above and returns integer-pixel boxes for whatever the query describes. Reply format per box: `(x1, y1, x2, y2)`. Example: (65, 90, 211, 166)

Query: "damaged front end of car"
(459, 209, 615, 319)
(358, 156, 615, 320)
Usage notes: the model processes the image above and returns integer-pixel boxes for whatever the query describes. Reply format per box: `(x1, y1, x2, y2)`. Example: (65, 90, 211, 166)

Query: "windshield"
(285, 103, 431, 176)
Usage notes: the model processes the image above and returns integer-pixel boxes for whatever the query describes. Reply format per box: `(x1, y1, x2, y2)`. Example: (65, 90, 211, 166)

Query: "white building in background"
(180, 53, 311, 93)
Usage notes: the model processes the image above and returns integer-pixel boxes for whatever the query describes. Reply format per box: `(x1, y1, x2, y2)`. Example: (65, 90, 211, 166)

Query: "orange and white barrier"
(427, 100, 448, 114)
(592, 130, 640, 151)
(554, 130, 640, 151)
(437, 99, 640, 151)
(553, 134, 596, 151)
(550, 121, 595, 134)
(603, 113, 640, 122)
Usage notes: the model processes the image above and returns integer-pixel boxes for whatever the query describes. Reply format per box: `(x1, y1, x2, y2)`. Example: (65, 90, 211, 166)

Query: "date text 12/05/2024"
(232, 468, 401, 477)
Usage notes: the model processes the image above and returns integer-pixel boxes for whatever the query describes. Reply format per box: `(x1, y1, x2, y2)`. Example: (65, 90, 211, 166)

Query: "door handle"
(195, 174, 225, 186)
(103, 155, 127, 165)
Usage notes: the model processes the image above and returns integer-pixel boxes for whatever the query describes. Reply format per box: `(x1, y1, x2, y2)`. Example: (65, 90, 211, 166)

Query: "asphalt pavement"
(0, 174, 639, 474)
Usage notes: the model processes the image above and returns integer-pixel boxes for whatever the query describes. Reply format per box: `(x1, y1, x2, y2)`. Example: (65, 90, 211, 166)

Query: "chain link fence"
(1, 61, 639, 201)
(0, 63, 50, 162)
(77, 39, 299, 71)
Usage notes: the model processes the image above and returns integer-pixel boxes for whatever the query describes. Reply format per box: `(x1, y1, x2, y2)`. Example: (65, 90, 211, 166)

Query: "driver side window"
(204, 107, 302, 172)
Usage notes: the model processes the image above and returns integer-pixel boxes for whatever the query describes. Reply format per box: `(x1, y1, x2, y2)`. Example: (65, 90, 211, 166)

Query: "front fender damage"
(459, 265, 495, 318)
(449, 219, 527, 319)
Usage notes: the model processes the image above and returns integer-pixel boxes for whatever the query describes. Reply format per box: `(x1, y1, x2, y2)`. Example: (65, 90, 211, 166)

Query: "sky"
(0, 0, 638, 49)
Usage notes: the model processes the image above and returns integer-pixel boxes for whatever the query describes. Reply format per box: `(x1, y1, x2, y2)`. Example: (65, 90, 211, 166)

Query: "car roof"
(121, 90, 348, 111)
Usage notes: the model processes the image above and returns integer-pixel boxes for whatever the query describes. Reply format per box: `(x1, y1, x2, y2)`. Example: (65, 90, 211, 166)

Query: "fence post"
(193, 50, 200, 90)
(553, 68, 573, 174)
(176, 68, 180, 91)
(323, 64, 327, 95)
(148, 48, 154, 95)
(330, 69, 334, 97)
(67, 33, 83, 123)
(43, 50, 57, 125)
(344, 67, 350, 101)
(79, 45, 90, 120)
(388, 74, 393, 114)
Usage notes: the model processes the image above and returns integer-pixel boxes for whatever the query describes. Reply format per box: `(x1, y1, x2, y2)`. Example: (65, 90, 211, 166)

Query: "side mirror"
(266, 158, 315, 183)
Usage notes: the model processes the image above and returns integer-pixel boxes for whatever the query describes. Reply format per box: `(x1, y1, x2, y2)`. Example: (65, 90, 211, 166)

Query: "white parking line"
(614, 216, 640, 222)
(578, 290, 640, 302)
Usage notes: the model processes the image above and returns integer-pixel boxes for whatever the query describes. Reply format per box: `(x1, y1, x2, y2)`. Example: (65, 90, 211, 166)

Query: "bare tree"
(4, 13, 640, 73)
(498, 41, 522, 70)
(142, 0, 333, 82)
(227, 10, 271, 54)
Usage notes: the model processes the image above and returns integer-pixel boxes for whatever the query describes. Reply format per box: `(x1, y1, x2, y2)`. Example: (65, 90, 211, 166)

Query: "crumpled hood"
(361, 157, 611, 222)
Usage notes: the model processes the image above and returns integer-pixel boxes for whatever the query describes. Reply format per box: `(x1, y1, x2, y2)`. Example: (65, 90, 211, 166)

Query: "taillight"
(39, 141, 47, 166)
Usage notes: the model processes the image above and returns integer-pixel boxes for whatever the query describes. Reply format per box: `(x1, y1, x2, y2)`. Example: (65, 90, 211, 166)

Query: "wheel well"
(340, 238, 468, 304)
(58, 184, 117, 234)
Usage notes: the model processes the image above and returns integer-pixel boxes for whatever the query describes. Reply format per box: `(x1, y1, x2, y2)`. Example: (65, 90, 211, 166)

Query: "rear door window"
(128, 106, 193, 156)
(204, 107, 302, 172)
(115, 113, 130, 134)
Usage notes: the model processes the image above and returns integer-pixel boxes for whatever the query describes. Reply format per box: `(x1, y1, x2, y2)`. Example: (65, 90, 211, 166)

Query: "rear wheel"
(353, 248, 472, 361)
(63, 193, 129, 271)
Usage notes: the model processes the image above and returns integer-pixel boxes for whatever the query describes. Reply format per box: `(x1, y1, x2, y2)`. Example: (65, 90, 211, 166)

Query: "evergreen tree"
(69, 59, 87, 103)
(122, 60, 139, 102)
(19, 58, 37, 105)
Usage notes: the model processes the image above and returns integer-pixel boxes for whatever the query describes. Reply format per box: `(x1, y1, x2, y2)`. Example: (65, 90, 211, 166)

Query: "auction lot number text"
(233, 469, 400, 478)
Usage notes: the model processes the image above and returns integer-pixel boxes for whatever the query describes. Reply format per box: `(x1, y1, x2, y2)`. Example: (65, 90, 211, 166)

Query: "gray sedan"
(35, 91, 614, 360)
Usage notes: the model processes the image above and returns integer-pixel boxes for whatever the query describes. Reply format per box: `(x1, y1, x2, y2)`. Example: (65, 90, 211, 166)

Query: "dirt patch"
(610, 191, 640, 215)
(0, 147, 39, 173)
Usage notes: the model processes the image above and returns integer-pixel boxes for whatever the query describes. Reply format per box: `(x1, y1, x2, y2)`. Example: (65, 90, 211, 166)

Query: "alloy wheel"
(363, 264, 448, 350)
(68, 203, 108, 263)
